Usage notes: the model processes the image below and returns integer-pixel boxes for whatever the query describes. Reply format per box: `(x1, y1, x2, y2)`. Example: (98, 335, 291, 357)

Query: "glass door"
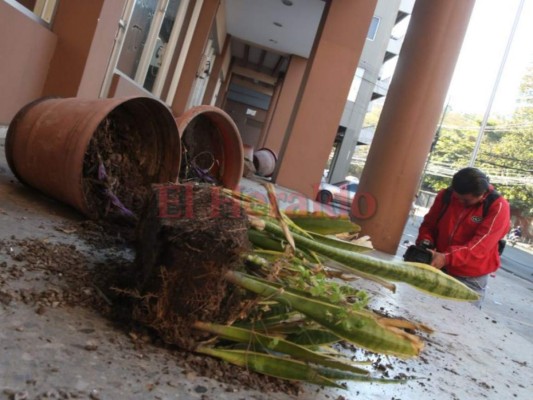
(114, 0, 190, 95)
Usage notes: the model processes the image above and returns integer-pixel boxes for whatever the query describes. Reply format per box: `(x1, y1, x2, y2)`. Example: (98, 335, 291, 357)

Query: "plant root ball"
(134, 183, 250, 349)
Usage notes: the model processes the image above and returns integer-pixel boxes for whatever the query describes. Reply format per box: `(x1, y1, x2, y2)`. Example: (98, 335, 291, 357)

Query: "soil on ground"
(0, 184, 303, 396)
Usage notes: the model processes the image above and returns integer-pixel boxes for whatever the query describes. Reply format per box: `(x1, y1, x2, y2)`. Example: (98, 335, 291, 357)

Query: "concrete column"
(262, 56, 307, 154)
(171, 0, 220, 116)
(328, 102, 365, 184)
(329, 0, 402, 184)
(353, 0, 476, 254)
(274, 0, 377, 198)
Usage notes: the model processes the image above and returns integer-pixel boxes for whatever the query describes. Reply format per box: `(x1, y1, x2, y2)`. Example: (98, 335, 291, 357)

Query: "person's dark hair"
(451, 167, 489, 196)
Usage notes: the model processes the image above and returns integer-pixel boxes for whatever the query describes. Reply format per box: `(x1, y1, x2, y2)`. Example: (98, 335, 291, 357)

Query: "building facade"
(328, 0, 415, 185)
(0, 0, 476, 253)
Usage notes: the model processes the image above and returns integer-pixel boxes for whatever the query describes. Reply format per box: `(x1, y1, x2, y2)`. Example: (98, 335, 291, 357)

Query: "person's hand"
(428, 249, 446, 269)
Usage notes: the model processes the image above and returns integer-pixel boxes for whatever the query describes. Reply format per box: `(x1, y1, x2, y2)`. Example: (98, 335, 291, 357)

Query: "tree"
(422, 65, 533, 216)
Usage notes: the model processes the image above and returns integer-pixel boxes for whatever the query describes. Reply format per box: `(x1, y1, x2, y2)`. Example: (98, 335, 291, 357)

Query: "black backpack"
(436, 188, 506, 255)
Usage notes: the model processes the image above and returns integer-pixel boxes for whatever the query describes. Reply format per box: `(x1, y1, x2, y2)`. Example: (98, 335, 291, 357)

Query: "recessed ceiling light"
(269, 39, 278, 44)
(281, 0, 293, 6)
(273, 22, 283, 27)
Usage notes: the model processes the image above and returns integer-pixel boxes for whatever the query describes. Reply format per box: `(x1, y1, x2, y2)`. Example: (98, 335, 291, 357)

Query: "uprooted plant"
(126, 182, 478, 389)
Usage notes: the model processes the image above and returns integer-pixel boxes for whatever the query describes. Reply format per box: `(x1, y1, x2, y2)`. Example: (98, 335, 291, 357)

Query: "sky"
(446, 0, 533, 115)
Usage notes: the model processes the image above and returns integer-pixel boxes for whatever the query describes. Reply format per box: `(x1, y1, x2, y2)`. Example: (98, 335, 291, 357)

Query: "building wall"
(77, 0, 127, 98)
(42, 0, 106, 97)
(262, 56, 307, 155)
(0, 0, 56, 124)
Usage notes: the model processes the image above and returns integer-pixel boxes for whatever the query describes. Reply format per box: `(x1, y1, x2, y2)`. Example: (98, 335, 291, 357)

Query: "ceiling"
(225, 0, 325, 77)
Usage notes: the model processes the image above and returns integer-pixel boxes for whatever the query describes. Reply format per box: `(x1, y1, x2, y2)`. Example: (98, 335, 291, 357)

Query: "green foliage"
(423, 65, 533, 215)
(199, 192, 472, 387)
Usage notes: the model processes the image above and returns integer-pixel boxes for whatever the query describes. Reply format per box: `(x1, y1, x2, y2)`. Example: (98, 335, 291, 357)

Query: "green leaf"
(309, 231, 371, 253)
(194, 322, 369, 375)
(226, 271, 423, 357)
(196, 347, 343, 388)
(258, 221, 479, 301)
(316, 366, 406, 384)
(285, 212, 361, 235)
(286, 328, 341, 346)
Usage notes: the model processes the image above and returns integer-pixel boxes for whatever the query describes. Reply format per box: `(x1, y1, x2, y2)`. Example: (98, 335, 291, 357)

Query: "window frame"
(4, 0, 58, 27)
(367, 16, 381, 41)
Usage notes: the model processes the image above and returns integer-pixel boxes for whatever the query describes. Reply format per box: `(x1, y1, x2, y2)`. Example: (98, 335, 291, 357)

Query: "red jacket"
(417, 187, 510, 277)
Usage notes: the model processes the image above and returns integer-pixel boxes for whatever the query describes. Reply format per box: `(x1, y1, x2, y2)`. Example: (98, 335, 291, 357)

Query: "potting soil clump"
(133, 183, 251, 350)
(83, 108, 159, 222)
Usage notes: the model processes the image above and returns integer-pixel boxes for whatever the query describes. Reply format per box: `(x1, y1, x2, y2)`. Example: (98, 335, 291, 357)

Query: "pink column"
(274, 0, 377, 198)
(262, 56, 307, 154)
(353, 0, 476, 254)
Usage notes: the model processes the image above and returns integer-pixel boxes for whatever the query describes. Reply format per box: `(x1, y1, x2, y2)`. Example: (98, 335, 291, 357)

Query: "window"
(116, 0, 190, 95)
(367, 16, 380, 41)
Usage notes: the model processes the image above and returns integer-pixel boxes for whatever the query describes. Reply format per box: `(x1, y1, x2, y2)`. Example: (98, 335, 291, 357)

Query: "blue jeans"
(452, 274, 489, 309)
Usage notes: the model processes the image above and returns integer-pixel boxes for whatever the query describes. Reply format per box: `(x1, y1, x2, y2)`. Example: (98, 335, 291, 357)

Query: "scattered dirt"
(55, 219, 136, 249)
(0, 184, 303, 396)
(0, 238, 109, 311)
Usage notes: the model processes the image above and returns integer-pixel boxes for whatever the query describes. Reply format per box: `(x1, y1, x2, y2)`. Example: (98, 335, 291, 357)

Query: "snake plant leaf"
(284, 211, 361, 235)
(258, 220, 479, 301)
(196, 347, 343, 388)
(226, 271, 424, 358)
(324, 259, 397, 292)
(308, 231, 372, 253)
(193, 322, 369, 375)
(248, 229, 319, 263)
(316, 367, 406, 384)
(243, 272, 369, 312)
(248, 229, 286, 252)
(263, 183, 296, 251)
(287, 328, 341, 346)
(235, 311, 301, 330)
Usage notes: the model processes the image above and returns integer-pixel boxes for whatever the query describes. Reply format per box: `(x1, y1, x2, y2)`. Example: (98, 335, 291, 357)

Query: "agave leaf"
(196, 347, 343, 388)
(285, 211, 361, 235)
(193, 322, 369, 375)
(226, 271, 424, 357)
(258, 221, 479, 301)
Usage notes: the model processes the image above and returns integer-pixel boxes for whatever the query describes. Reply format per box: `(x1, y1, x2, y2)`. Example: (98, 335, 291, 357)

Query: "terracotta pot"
(5, 96, 181, 218)
(253, 148, 278, 177)
(175, 105, 243, 190)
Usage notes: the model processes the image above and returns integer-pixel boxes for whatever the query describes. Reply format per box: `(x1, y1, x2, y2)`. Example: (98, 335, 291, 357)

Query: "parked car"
(316, 179, 359, 208)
